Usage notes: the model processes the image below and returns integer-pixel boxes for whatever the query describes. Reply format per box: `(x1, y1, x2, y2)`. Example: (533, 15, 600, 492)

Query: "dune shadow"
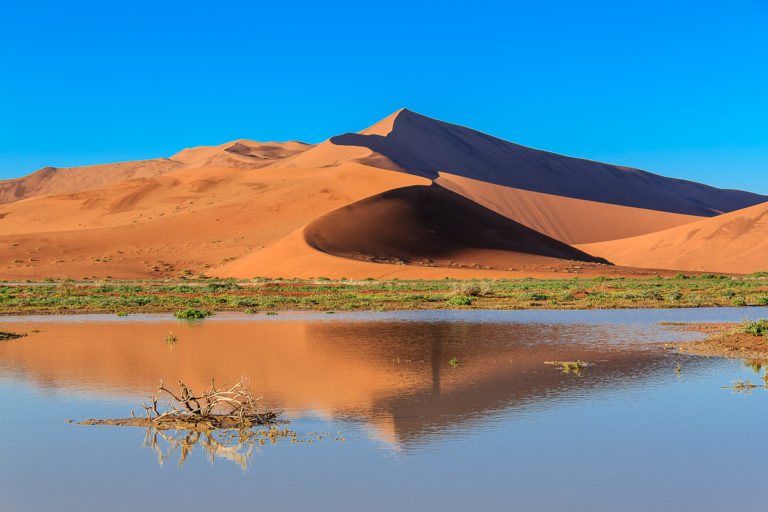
(304, 183, 610, 266)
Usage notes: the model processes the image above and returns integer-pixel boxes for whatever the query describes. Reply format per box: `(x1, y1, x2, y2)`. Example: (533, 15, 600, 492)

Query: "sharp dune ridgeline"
(0, 108, 765, 280)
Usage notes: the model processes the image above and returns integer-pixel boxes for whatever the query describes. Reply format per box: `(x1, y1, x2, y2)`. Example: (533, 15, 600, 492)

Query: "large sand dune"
(577, 201, 768, 273)
(0, 108, 763, 279)
(287, 109, 766, 217)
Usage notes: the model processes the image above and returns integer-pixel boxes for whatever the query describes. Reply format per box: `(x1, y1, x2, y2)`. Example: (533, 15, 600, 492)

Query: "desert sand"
(0, 108, 765, 279)
(577, 200, 768, 274)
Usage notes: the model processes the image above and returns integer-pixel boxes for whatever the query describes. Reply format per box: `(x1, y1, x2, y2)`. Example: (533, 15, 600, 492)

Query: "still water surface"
(1, 308, 767, 511)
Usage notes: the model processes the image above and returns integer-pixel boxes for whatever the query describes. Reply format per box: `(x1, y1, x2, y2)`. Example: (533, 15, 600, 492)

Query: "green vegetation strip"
(0, 273, 766, 315)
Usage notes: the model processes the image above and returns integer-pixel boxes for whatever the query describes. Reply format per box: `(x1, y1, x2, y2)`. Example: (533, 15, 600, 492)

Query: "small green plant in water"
(116, 312, 128, 317)
(449, 357, 460, 368)
(0, 331, 25, 341)
(265, 311, 277, 316)
(174, 308, 212, 319)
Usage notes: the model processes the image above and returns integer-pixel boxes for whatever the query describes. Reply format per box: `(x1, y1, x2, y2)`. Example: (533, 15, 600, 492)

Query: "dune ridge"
(303, 109, 765, 216)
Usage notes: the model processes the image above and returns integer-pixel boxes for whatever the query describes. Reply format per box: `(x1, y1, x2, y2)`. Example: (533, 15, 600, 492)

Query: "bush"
(452, 281, 491, 297)
(756, 296, 768, 306)
(666, 292, 683, 302)
(520, 292, 548, 301)
(743, 319, 768, 338)
(204, 282, 242, 292)
(447, 296, 472, 306)
(174, 308, 212, 319)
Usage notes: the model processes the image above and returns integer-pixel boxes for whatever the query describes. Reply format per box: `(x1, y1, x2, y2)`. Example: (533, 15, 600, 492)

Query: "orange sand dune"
(576, 201, 768, 273)
(1, 108, 764, 279)
(436, 173, 704, 244)
(0, 140, 313, 203)
(277, 109, 766, 217)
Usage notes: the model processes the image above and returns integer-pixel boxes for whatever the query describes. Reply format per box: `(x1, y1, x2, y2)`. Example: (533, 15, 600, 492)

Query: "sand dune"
(300, 109, 765, 216)
(576, 201, 768, 273)
(436, 173, 705, 244)
(0, 140, 314, 203)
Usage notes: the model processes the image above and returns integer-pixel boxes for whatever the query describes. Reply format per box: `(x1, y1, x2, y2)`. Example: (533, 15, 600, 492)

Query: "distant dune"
(577, 201, 768, 274)
(0, 108, 764, 279)
(0, 140, 314, 203)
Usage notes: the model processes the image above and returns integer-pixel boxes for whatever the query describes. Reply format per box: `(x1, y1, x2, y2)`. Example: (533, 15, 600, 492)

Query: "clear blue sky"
(1, 0, 766, 193)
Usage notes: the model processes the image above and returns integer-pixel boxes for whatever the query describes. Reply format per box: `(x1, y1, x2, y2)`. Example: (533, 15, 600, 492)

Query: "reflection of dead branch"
(144, 428, 256, 470)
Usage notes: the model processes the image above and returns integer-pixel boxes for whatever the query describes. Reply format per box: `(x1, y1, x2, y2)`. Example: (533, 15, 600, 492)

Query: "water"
(1, 308, 767, 511)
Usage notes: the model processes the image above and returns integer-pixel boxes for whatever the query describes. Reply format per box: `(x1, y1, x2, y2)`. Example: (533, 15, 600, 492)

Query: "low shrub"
(447, 296, 472, 306)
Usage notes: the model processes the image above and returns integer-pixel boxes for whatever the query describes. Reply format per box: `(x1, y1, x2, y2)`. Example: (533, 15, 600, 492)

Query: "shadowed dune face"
(329, 109, 766, 216)
(304, 183, 609, 268)
(576, 200, 768, 274)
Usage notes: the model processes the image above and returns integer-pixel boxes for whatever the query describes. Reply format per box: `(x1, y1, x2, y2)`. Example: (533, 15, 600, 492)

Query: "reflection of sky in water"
(0, 308, 767, 511)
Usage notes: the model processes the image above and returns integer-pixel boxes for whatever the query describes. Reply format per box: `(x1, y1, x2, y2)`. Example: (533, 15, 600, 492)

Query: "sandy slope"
(436, 173, 704, 244)
(0, 163, 426, 279)
(576, 201, 768, 273)
(0, 140, 313, 203)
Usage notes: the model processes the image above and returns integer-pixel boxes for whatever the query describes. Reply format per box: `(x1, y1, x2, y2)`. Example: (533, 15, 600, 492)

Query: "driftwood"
(78, 376, 278, 430)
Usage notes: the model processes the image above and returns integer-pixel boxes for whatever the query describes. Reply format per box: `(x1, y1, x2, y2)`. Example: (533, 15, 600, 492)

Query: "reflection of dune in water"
(0, 316, 694, 448)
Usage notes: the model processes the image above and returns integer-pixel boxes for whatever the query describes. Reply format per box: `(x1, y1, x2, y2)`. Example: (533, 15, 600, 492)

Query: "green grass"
(0, 274, 766, 315)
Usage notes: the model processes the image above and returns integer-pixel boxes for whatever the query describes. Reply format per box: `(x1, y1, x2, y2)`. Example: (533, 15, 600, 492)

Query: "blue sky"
(1, 0, 766, 193)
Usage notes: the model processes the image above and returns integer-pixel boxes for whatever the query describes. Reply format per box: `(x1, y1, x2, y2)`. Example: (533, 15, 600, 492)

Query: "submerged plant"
(448, 357, 460, 368)
(165, 331, 178, 346)
(174, 308, 212, 320)
(545, 360, 590, 375)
